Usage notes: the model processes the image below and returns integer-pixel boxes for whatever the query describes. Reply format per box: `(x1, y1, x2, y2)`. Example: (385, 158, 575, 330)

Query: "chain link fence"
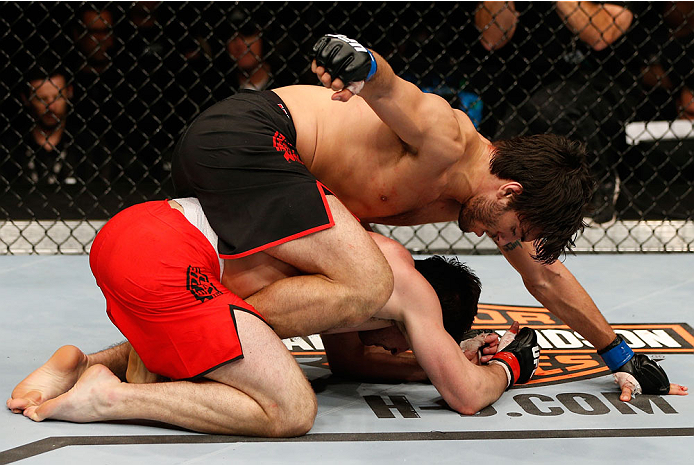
(1, 1, 693, 254)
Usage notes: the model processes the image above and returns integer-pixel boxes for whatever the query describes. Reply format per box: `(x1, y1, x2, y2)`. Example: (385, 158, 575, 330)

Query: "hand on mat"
(614, 353, 689, 401)
(617, 376, 688, 401)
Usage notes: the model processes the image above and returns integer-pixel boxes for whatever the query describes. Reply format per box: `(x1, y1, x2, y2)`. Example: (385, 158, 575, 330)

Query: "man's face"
(358, 324, 410, 355)
(77, 10, 114, 62)
(457, 195, 530, 246)
(27, 75, 71, 129)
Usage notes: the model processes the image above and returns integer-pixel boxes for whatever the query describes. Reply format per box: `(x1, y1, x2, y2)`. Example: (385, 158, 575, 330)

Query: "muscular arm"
(319, 234, 448, 383)
(555, 1, 634, 51)
(312, 45, 471, 167)
(397, 266, 508, 414)
(369, 234, 508, 413)
(500, 240, 615, 349)
(475, 1, 519, 50)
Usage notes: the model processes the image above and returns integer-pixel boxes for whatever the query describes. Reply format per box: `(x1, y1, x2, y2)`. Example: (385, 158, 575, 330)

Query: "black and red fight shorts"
(171, 89, 334, 259)
(89, 200, 268, 380)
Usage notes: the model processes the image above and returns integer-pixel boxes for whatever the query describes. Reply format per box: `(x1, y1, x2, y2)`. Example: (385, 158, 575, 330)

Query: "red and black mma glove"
(489, 327, 540, 390)
(312, 34, 377, 94)
(598, 334, 670, 395)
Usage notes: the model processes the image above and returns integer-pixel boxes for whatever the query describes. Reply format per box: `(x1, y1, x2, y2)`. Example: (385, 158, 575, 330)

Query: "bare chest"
(316, 161, 455, 224)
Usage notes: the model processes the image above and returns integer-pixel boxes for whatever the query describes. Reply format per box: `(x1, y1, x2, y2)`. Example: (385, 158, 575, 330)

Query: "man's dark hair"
(491, 134, 594, 264)
(414, 256, 481, 344)
(25, 55, 69, 85)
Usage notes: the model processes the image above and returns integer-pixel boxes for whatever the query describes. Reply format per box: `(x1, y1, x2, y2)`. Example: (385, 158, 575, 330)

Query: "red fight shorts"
(89, 200, 268, 380)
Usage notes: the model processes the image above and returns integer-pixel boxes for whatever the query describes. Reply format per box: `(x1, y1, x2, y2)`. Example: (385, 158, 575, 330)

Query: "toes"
(23, 406, 41, 421)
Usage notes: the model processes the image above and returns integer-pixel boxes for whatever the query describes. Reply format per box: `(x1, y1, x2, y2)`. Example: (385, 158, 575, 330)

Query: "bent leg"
(7, 342, 132, 413)
(126, 348, 167, 384)
(22, 311, 317, 437)
(247, 195, 394, 338)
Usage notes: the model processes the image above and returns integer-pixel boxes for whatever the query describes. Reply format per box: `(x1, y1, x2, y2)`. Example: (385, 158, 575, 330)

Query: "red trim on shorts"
(220, 181, 336, 259)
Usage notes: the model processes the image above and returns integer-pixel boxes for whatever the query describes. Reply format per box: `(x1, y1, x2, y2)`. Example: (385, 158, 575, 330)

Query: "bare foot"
(23, 364, 122, 423)
(7, 345, 88, 413)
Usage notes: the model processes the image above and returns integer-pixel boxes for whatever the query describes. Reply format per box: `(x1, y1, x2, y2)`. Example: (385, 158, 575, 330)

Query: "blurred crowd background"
(1, 1, 692, 252)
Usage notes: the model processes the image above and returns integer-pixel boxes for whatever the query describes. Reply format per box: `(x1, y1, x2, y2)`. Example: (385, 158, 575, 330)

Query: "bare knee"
(266, 382, 317, 437)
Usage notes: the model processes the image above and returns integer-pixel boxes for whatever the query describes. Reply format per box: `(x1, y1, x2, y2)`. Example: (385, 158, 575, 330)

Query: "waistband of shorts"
(234, 89, 297, 144)
(238, 89, 294, 123)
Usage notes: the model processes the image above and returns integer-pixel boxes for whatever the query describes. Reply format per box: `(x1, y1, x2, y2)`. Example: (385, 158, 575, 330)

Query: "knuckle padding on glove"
(599, 335, 669, 395)
(616, 354, 670, 395)
(312, 35, 372, 84)
(491, 327, 540, 387)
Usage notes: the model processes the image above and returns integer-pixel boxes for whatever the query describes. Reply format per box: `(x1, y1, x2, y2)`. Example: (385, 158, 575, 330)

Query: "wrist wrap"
(365, 50, 377, 81)
(598, 335, 634, 371)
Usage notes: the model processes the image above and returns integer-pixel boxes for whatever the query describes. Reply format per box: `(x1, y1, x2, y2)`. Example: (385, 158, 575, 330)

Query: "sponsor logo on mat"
(284, 303, 694, 387)
(473, 303, 694, 387)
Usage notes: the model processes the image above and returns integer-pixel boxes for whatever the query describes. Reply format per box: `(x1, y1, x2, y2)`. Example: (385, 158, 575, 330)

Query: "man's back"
(274, 85, 487, 225)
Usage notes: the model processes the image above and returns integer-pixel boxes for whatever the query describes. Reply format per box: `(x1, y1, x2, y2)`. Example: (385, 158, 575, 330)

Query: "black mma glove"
(312, 34, 377, 93)
(599, 335, 670, 395)
(489, 327, 540, 389)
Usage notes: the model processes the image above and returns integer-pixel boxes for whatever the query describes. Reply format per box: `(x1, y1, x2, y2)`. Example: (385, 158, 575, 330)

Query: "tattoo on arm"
(503, 240, 522, 252)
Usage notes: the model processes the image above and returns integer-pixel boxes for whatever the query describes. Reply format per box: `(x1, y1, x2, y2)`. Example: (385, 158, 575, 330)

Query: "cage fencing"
(1, 1, 692, 254)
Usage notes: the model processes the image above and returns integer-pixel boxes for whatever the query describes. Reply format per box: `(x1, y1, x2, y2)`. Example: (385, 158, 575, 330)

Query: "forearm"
(358, 51, 397, 100)
(555, 1, 633, 50)
(430, 356, 509, 415)
(322, 333, 427, 382)
(358, 51, 462, 154)
(503, 242, 616, 350)
(358, 52, 430, 148)
(475, 1, 518, 50)
(524, 263, 615, 350)
(334, 349, 427, 382)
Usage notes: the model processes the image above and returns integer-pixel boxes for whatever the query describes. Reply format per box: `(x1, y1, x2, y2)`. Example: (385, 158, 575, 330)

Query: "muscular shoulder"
(415, 94, 470, 164)
(368, 233, 414, 268)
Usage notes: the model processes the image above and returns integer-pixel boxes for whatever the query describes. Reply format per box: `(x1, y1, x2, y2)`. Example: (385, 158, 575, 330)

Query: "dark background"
(1, 2, 692, 238)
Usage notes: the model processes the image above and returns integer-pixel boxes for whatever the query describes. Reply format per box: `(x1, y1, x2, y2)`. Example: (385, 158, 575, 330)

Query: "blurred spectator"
(476, 1, 637, 224)
(1, 54, 109, 192)
(395, 3, 485, 129)
(69, 4, 123, 177)
(639, 1, 694, 121)
(227, 29, 270, 90)
(215, 7, 272, 96)
(72, 5, 115, 75)
(19, 63, 76, 186)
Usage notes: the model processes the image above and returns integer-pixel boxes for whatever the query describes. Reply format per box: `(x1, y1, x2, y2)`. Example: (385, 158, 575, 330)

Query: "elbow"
(457, 403, 484, 416)
(589, 10, 633, 51)
(583, 32, 613, 51)
(446, 383, 491, 416)
(524, 277, 549, 301)
(522, 261, 563, 301)
(483, 24, 517, 51)
(450, 397, 489, 416)
(481, 36, 512, 51)
(522, 272, 557, 303)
